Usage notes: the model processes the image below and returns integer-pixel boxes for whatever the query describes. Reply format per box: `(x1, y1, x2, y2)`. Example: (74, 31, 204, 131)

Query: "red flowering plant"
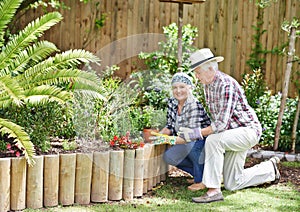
(6, 142, 23, 158)
(109, 131, 145, 150)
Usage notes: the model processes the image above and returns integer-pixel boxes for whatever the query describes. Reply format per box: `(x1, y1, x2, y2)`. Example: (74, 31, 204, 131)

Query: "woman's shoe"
(188, 182, 206, 191)
(186, 178, 195, 184)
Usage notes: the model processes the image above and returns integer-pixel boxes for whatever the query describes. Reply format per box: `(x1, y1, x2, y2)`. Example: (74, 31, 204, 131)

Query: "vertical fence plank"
(10, 157, 26, 211)
(123, 149, 135, 200)
(44, 155, 59, 207)
(0, 158, 10, 212)
(143, 144, 151, 194)
(134, 148, 144, 197)
(108, 150, 124, 200)
(91, 151, 110, 202)
(75, 153, 93, 205)
(59, 153, 76, 206)
(26, 156, 43, 209)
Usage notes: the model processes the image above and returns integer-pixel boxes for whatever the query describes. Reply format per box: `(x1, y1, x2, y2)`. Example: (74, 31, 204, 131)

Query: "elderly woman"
(157, 72, 211, 191)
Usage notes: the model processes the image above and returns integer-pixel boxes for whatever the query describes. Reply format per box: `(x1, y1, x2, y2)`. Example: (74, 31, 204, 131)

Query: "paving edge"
(247, 149, 300, 162)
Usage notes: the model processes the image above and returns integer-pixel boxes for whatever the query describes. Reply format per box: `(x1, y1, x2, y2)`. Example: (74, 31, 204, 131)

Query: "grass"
(25, 162, 300, 212)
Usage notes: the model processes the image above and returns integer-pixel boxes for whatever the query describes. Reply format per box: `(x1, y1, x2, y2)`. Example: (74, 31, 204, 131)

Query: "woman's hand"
(175, 136, 187, 144)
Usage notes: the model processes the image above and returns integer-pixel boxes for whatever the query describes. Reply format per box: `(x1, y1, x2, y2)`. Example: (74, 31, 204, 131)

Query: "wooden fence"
(14, 0, 300, 96)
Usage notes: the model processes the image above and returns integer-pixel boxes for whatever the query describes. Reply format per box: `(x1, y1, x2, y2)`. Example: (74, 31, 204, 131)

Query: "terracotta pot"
(143, 128, 159, 143)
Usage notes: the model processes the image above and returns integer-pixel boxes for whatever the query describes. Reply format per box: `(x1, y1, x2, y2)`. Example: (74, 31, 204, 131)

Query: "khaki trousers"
(202, 127, 275, 191)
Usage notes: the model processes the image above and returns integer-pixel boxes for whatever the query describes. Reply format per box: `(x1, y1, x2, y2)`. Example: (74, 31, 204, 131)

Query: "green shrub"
(254, 91, 298, 151)
(139, 23, 198, 74)
(242, 69, 267, 108)
(242, 69, 299, 151)
(0, 102, 75, 152)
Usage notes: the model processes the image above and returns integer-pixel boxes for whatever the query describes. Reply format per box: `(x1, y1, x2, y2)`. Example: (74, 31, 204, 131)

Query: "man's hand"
(178, 127, 203, 142)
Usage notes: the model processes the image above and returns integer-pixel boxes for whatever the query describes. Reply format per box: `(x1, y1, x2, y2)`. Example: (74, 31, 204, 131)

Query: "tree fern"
(0, 0, 103, 165)
(0, 11, 63, 71)
(0, 0, 23, 46)
(0, 118, 35, 166)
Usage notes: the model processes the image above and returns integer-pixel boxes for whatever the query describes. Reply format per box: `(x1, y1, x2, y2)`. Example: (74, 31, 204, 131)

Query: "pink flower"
(6, 143, 11, 150)
(15, 151, 21, 157)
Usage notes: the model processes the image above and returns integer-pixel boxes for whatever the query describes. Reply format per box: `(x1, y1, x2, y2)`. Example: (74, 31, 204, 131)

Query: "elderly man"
(179, 48, 280, 203)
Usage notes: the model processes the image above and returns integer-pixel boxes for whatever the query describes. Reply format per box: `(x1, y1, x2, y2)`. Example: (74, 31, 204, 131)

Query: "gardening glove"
(178, 127, 203, 142)
(149, 135, 176, 145)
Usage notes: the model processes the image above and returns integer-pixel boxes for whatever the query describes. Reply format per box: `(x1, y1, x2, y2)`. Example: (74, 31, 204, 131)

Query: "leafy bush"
(254, 91, 298, 151)
(130, 69, 171, 110)
(139, 23, 198, 74)
(242, 69, 299, 151)
(0, 102, 75, 152)
(242, 69, 267, 108)
(95, 67, 139, 142)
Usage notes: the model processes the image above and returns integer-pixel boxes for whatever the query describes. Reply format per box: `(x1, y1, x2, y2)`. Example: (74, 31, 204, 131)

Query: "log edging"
(0, 143, 168, 211)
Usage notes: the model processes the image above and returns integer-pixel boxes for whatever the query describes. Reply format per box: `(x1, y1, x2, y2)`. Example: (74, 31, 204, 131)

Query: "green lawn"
(26, 176, 299, 212)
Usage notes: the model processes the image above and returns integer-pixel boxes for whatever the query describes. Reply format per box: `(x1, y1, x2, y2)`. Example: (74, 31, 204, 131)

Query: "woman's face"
(172, 82, 190, 102)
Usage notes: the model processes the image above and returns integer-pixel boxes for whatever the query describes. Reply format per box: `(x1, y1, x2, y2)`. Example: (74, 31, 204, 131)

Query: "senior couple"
(154, 48, 281, 203)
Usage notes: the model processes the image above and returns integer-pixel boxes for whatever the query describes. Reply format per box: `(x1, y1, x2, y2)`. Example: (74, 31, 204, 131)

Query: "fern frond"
(0, 75, 24, 106)
(0, 118, 35, 166)
(0, 11, 63, 71)
(24, 68, 105, 100)
(18, 49, 100, 81)
(73, 89, 105, 100)
(0, 0, 23, 47)
(53, 49, 100, 68)
(24, 85, 72, 105)
(1, 41, 59, 76)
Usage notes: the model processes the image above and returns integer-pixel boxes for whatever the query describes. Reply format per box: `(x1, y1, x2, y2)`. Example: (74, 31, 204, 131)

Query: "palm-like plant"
(0, 0, 103, 165)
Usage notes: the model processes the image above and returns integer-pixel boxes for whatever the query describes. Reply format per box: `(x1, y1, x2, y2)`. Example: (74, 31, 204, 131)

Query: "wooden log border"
(0, 143, 168, 211)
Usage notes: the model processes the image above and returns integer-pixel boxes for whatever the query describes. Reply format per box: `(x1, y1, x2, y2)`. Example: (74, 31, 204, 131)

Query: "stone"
(285, 154, 296, 162)
(274, 152, 285, 160)
(247, 149, 257, 157)
(252, 151, 263, 159)
(261, 150, 276, 159)
(296, 154, 300, 162)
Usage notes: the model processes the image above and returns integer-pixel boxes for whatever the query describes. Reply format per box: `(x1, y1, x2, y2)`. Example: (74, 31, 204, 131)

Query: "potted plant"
(141, 106, 167, 142)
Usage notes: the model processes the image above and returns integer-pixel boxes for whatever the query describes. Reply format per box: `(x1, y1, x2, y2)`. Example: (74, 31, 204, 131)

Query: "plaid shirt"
(165, 96, 211, 136)
(204, 71, 262, 137)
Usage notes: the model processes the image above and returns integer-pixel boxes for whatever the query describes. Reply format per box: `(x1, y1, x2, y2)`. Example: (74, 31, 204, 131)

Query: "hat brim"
(191, 56, 224, 70)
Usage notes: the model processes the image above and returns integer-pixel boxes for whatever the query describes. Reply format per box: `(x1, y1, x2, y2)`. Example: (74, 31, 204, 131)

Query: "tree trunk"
(274, 27, 296, 150)
(291, 98, 300, 153)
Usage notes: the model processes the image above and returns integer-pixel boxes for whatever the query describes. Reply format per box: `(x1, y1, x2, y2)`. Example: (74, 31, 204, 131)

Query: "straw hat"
(190, 48, 224, 70)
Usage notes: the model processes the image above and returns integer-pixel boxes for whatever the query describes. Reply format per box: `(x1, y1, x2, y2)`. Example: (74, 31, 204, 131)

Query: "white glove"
(178, 127, 203, 142)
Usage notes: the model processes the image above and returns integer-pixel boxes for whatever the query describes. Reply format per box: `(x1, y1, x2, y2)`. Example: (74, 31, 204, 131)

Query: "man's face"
(194, 65, 214, 85)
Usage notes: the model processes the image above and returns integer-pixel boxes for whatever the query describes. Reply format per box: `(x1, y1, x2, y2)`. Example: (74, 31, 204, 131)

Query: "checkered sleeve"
(165, 98, 177, 135)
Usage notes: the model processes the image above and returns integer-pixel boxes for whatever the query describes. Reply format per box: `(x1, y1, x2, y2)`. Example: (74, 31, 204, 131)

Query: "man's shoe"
(269, 156, 280, 184)
(192, 192, 224, 203)
(188, 182, 206, 191)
